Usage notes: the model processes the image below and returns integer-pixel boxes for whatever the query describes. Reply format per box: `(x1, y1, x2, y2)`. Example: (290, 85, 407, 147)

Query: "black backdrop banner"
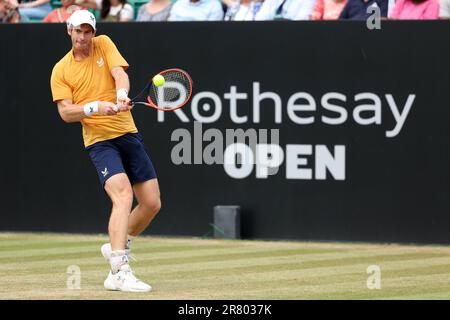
(0, 21, 449, 244)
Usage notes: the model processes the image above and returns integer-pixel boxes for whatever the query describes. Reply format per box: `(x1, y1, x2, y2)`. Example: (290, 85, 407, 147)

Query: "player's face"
(69, 24, 95, 51)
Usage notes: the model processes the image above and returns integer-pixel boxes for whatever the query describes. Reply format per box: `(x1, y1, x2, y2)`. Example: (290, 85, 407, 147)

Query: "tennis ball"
(152, 74, 165, 87)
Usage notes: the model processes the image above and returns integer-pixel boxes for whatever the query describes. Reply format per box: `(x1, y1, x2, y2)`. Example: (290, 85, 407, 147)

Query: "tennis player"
(50, 10, 160, 292)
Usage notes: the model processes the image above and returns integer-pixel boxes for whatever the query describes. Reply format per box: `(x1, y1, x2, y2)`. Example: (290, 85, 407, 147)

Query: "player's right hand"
(98, 101, 118, 116)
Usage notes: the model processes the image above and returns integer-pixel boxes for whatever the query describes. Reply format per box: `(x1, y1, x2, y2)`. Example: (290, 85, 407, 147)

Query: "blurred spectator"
(255, 0, 317, 20)
(224, 0, 263, 20)
(168, 0, 224, 21)
(98, 0, 134, 21)
(441, 0, 450, 18)
(137, 0, 172, 21)
(339, 0, 388, 19)
(389, 0, 439, 19)
(77, 0, 134, 21)
(1, 0, 20, 22)
(43, 0, 81, 22)
(12, 0, 52, 21)
(311, 0, 347, 19)
(387, 0, 394, 16)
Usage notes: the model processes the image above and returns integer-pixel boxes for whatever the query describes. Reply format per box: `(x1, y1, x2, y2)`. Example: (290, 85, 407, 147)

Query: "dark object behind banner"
(0, 21, 450, 244)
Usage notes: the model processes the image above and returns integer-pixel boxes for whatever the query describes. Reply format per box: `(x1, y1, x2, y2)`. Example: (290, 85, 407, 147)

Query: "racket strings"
(148, 70, 192, 109)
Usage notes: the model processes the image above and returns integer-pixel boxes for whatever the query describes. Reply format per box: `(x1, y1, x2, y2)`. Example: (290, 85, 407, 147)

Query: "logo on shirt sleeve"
(96, 57, 104, 68)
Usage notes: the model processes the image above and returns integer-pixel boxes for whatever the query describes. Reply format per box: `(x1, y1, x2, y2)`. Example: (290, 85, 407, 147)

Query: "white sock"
(126, 235, 135, 250)
(110, 250, 128, 274)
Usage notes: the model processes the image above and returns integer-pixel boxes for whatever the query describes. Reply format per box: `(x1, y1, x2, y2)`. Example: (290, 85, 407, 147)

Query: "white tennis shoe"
(104, 264, 152, 292)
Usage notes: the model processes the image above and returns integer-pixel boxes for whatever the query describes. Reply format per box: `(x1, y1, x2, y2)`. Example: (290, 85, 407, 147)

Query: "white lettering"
(353, 92, 381, 125)
(286, 144, 313, 180)
(287, 92, 316, 124)
(256, 144, 284, 178)
(253, 82, 282, 123)
(321, 92, 348, 125)
(315, 145, 346, 180)
(223, 143, 254, 179)
(385, 94, 415, 138)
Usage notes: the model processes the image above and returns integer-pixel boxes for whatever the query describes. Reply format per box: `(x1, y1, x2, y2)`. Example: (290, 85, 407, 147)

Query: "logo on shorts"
(96, 57, 104, 68)
(101, 167, 109, 177)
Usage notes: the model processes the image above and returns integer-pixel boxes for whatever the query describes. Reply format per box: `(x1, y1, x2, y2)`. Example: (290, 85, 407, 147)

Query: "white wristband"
(84, 101, 99, 116)
(117, 88, 128, 100)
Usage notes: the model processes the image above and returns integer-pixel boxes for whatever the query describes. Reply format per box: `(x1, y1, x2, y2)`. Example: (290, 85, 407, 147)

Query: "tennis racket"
(129, 68, 193, 111)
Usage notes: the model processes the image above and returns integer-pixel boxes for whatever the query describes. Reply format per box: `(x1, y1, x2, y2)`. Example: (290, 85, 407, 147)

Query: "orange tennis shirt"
(50, 35, 138, 147)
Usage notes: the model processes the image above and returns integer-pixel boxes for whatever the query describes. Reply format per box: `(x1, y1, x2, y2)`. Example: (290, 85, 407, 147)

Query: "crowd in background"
(1, 0, 450, 23)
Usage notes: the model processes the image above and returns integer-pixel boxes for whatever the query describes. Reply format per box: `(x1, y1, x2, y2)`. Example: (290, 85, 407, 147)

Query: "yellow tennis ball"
(152, 74, 165, 87)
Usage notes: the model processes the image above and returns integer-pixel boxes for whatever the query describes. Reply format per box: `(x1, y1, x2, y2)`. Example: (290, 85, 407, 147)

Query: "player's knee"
(116, 186, 133, 208)
(142, 197, 161, 216)
(153, 197, 161, 215)
(106, 175, 133, 208)
(150, 197, 161, 215)
(119, 189, 134, 207)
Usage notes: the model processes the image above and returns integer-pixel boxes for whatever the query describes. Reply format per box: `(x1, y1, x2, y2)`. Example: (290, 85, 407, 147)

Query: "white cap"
(67, 10, 96, 31)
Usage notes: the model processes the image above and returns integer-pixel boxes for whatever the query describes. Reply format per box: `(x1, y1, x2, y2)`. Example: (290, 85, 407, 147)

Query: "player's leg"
(86, 139, 151, 292)
(86, 142, 130, 253)
(102, 172, 152, 292)
(113, 132, 159, 244)
(104, 173, 133, 252)
(100, 133, 159, 256)
(101, 178, 161, 258)
(128, 178, 161, 237)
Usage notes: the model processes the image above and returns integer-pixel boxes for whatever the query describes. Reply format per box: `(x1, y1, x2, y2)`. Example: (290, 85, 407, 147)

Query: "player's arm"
(111, 66, 132, 111)
(56, 99, 118, 123)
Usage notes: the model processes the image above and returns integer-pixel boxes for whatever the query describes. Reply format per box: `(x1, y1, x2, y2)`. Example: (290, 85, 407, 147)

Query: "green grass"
(0, 232, 450, 300)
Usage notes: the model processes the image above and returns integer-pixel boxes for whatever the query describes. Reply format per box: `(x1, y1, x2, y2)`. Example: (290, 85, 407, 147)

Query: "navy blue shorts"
(86, 133, 157, 187)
